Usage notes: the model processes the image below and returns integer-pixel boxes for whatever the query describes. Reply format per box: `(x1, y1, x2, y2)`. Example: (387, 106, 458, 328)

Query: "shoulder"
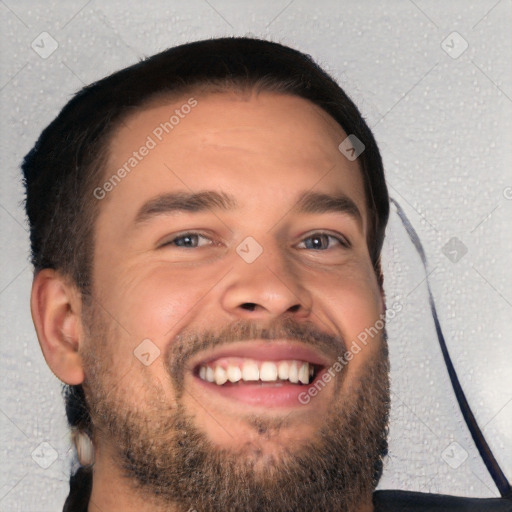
(373, 490, 512, 512)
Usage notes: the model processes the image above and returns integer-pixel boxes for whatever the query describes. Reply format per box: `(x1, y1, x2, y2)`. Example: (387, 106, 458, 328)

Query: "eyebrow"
(133, 189, 362, 228)
(134, 191, 238, 224)
(294, 191, 363, 227)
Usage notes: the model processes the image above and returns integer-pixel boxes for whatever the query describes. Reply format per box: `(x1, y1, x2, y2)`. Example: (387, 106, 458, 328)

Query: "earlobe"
(30, 269, 85, 385)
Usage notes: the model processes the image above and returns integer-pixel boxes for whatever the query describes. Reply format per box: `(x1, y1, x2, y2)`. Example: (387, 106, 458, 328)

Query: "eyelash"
(161, 232, 212, 248)
(161, 231, 350, 250)
(296, 232, 350, 250)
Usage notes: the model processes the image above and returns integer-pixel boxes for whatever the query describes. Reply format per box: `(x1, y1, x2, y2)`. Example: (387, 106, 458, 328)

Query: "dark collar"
(62, 469, 512, 512)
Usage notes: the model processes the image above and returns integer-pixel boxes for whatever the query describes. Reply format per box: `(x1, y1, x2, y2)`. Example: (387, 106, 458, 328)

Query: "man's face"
(81, 91, 389, 511)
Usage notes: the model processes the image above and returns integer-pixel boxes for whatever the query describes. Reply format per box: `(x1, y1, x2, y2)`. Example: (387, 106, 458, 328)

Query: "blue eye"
(299, 233, 348, 250)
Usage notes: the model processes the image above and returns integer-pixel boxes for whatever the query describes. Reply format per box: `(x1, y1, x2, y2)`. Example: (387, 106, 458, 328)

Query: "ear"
(375, 259, 386, 311)
(30, 269, 85, 385)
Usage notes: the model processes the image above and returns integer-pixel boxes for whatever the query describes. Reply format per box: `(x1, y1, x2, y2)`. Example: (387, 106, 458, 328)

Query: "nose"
(220, 246, 312, 321)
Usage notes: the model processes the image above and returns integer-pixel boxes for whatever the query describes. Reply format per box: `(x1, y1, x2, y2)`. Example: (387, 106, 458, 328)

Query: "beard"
(80, 309, 390, 512)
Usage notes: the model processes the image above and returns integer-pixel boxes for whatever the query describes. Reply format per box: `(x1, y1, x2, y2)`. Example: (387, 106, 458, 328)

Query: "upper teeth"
(198, 360, 315, 385)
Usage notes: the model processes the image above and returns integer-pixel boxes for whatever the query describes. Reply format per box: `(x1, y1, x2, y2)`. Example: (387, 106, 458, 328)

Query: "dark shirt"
(63, 467, 512, 511)
(373, 490, 512, 511)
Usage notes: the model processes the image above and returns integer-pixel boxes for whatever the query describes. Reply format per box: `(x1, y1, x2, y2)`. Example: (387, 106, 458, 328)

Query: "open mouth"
(196, 358, 320, 386)
(189, 341, 333, 408)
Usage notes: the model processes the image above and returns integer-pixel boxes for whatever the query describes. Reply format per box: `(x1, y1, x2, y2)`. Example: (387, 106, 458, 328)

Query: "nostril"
(241, 303, 257, 311)
(288, 304, 300, 313)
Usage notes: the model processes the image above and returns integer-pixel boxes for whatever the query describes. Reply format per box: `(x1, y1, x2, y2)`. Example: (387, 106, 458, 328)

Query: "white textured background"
(1, 1, 511, 510)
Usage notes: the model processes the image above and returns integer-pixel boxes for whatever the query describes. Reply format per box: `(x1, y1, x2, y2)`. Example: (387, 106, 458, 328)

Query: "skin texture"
(31, 91, 389, 512)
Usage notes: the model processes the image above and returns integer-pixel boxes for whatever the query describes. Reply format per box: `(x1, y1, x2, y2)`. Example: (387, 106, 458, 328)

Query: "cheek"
(85, 266, 215, 399)
(105, 263, 223, 342)
(319, 274, 385, 387)
(315, 263, 383, 347)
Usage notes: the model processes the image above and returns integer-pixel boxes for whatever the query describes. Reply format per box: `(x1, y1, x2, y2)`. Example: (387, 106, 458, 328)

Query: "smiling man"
(22, 37, 415, 512)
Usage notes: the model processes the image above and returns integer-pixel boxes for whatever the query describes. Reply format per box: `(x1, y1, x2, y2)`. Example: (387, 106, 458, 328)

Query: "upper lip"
(189, 339, 335, 371)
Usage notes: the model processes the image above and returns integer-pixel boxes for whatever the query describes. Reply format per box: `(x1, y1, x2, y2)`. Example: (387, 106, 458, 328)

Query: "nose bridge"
(220, 236, 312, 318)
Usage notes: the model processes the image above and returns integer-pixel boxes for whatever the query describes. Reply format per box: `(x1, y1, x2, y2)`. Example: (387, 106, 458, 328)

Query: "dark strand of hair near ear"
(62, 385, 93, 509)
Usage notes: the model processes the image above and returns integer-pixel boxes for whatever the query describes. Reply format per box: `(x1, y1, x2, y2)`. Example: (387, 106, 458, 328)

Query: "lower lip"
(193, 370, 327, 408)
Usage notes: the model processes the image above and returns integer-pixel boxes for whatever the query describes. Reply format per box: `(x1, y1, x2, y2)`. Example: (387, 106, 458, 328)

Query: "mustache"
(166, 317, 346, 386)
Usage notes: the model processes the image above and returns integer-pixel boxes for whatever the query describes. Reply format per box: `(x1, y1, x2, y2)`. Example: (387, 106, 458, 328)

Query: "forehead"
(109, 91, 348, 166)
(100, 91, 367, 228)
